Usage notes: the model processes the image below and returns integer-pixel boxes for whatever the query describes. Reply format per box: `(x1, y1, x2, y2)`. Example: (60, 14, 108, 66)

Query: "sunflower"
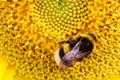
(0, 0, 120, 80)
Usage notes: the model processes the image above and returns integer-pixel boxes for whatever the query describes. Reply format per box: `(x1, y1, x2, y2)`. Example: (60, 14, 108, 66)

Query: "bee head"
(79, 37, 93, 52)
(77, 33, 97, 52)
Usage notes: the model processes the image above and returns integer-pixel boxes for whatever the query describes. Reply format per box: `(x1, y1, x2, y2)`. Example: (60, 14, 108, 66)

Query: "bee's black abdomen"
(59, 47, 65, 58)
(79, 37, 93, 52)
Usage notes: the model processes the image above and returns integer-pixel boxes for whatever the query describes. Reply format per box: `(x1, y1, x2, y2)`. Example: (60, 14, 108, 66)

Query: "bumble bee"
(54, 33, 97, 69)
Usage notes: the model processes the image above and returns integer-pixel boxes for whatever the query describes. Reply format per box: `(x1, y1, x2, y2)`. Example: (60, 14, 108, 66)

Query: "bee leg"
(57, 36, 75, 44)
(68, 36, 74, 41)
(86, 54, 91, 58)
(68, 36, 76, 44)
(56, 40, 68, 44)
(76, 58, 82, 61)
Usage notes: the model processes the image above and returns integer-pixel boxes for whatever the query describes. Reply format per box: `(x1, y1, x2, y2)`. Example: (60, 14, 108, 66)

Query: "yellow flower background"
(0, 0, 120, 80)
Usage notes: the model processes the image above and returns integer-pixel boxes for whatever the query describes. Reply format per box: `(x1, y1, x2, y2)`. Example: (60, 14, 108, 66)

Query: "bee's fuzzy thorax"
(79, 34, 97, 51)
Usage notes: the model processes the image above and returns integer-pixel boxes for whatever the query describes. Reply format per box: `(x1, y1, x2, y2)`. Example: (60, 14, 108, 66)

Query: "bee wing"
(60, 40, 82, 68)
(75, 52, 89, 60)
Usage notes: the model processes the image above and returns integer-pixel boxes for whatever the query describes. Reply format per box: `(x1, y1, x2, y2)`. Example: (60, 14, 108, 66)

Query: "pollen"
(0, 0, 120, 80)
